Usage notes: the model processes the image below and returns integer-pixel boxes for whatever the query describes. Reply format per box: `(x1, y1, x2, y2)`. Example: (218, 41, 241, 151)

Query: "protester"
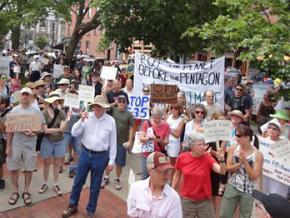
(123, 78, 133, 98)
(102, 94, 134, 190)
(38, 94, 68, 196)
(127, 151, 182, 218)
(90, 72, 103, 96)
(202, 90, 222, 119)
(106, 79, 129, 106)
(62, 95, 116, 218)
(0, 77, 10, 98)
(0, 96, 12, 189)
(10, 73, 21, 93)
(256, 90, 276, 127)
(172, 133, 226, 218)
(220, 124, 264, 218)
(140, 107, 170, 179)
(29, 56, 42, 82)
(269, 109, 290, 139)
(9, 54, 20, 79)
(57, 78, 70, 97)
(6, 87, 44, 205)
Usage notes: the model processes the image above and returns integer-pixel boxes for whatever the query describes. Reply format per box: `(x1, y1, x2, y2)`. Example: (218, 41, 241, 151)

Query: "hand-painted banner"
(64, 93, 80, 109)
(78, 85, 95, 103)
(133, 52, 225, 107)
(258, 136, 290, 186)
(127, 95, 150, 120)
(204, 120, 232, 143)
(53, 64, 64, 78)
(5, 114, 42, 132)
(150, 84, 179, 104)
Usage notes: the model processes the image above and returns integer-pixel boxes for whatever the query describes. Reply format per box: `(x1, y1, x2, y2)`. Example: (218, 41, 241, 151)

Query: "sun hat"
(229, 110, 245, 121)
(268, 119, 281, 130)
(270, 109, 290, 121)
(25, 82, 35, 89)
(146, 152, 174, 172)
(252, 189, 290, 218)
(44, 92, 64, 104)
(40, 72, 52, 80)
(57, 78, 70, 85)
(34, 79, 46, 88)
(20, 87, 32, 95)
(88, 95, 111, 109)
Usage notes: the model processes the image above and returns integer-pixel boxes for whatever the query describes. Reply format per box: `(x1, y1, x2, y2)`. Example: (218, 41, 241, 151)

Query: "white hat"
(40, 72, 52, 80)
(229, 110, 245, 121)
(44, 92, 64, 104)
(20, 87, 32, 95)
(268, 119, 281, 131)
(88, 95, 111, 109)
(57, 78, 70, 85)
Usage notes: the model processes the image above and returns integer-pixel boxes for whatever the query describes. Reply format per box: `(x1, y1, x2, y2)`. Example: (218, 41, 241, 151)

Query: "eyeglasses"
(195, 111, 205, 115)
(118, 100, 126, 104)
(236, 88, 243, 91)
(267, 126, 279, 131)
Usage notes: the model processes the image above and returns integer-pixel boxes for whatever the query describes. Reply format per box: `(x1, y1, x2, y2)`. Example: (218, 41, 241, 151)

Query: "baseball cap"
(146, 152, 174, 172)
(20, 87, 32, 95)
(268, 119, 281, 130)
(252, 189, 290, 218)
(117, 94, 127, 100)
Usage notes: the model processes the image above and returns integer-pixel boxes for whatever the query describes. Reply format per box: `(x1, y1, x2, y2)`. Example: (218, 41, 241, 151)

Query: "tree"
(35, 34, 49, 49)
(99, 0, 220, 59)
(196, 0, 289, 85)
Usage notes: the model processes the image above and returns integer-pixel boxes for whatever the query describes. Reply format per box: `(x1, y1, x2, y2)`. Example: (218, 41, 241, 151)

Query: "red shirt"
(141, 120, 170, 157)
(175, 152, 216, 201)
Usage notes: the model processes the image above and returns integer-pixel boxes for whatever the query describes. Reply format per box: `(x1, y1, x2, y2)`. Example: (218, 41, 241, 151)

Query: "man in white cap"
(29, 55, 42, 82)
(62, 95, 117, 218)
(57, 78, 70, 98)
(6, 87, 44, 205)
(127, 151, 182, 218)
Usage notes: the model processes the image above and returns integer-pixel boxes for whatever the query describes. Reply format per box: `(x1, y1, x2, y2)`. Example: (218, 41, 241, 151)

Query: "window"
(85, 41, 90, 49)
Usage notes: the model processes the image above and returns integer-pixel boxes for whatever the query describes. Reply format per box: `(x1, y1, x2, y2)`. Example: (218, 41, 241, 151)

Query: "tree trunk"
(66, 32, 81, 65)
(11, 24, 21, 50)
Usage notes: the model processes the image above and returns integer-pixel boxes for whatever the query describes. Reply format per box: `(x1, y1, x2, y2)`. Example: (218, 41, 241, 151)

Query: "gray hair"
(151, 107, 163, 117)
(186, 133, 205, 147)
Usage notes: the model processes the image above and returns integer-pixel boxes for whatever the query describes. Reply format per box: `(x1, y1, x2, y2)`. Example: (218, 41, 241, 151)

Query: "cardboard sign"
(0, 56, 12, 77)
(270, 138, 290, 164)
(40, 57, 49, 65)
(204, 120, 232, 143)
(258, 136, 290, 186)
(13, 66, 20, 73)
(150, 84, 178, 104)
(53, 64, 64, 78)
(100, 66, 117, 80)
(5, 114, 42, 132)
(78, 85, 95, 103)
(127, 95, 150, 119)
(64, 93, 80, 109)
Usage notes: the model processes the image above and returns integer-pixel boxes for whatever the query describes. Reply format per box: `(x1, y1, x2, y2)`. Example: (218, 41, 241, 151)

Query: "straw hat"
(270, 109, 290, 121)
(40, 72, 52, 80)
(34, 79, 46, 88)
(88, 95, 111, 109)
(44, 92, 64, 104)
(25, 82, 35, 89)
(229, 110, 245, 121)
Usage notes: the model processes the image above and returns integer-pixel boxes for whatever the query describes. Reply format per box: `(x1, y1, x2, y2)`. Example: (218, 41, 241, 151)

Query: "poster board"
(150, 84, 178, 104)
(204, 120, 232, 143)
(269, 138, 290, 164)
(100, 66, 117, 80)
(64, 93, 80, 109)
(127, 95, 150, 119)
(53, 64, 64, 78)
(78, 85, 95, 103)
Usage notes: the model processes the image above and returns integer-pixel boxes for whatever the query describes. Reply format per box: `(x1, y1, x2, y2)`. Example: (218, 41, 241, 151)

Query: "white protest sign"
(78, 85, 95, 103)
(64, 93, 80, 109)
(258, 136, 290, 186)
(0, 56, 12, 77)
(13, 66, 20, 73)
(133, 52, 225, 107)
(204, 120, 232, 143)
(270, 138, 290, 164)
(127, 95, 150, 119)
(132, 131, 142, 153)
(53, 64, 64, 78)
(100, 66, 117, 80)
(39, 57, 49, 65)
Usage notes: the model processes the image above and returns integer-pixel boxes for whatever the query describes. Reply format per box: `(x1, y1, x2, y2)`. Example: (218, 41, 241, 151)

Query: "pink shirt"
(127, 178, 182, 218)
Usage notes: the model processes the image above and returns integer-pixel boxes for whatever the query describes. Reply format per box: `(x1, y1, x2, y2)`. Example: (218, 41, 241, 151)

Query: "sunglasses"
(267, 126, 278, 131)
(235, 133, 244, 138)
(195, 111, 205, 115)
(143, 90, 150, 93)
(118, 100, 126, 104)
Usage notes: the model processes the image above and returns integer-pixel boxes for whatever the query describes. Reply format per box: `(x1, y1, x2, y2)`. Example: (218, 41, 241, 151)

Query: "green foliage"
(198, 0, 290, 83)
(35, 34, 49, 49)
(99, 0, 220, 57)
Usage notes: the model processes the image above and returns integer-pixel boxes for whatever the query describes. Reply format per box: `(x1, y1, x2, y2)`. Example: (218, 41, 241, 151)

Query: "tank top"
(167, 114, 183, 145)
(228, 145, 258, 193)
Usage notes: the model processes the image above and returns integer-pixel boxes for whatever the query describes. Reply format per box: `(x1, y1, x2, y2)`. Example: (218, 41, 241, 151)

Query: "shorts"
(63, 133, 81, 154)
(40, 136, 66, 158)
(115, 144, 126, 167)
(181, 197, 215, 218)
(7, 146, 36, 171)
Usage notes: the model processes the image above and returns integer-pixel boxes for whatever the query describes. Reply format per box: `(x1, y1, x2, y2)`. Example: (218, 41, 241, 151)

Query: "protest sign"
(0, 56, 12, 77)
(5, 114, 42, 132)
(258, 136, 290, 186)
(53, 64, 64, 78)
(270, 138, 290, 164)
(78, 85, 95, 103)
(64, 93, 80, 109)
(150, 84, 178, 104)
(204, 120, 232, 143)
(132, 131, 142, 153)
(13, 66, 20, 73)
(100, 66, 117, 80)
(39, 57, 49, 65)
(127, 95, 150, 119)
(133, 52, 225, 107)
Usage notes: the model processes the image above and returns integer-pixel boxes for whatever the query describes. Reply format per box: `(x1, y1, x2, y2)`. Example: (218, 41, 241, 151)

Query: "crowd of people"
(0, 50, 289, 218)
